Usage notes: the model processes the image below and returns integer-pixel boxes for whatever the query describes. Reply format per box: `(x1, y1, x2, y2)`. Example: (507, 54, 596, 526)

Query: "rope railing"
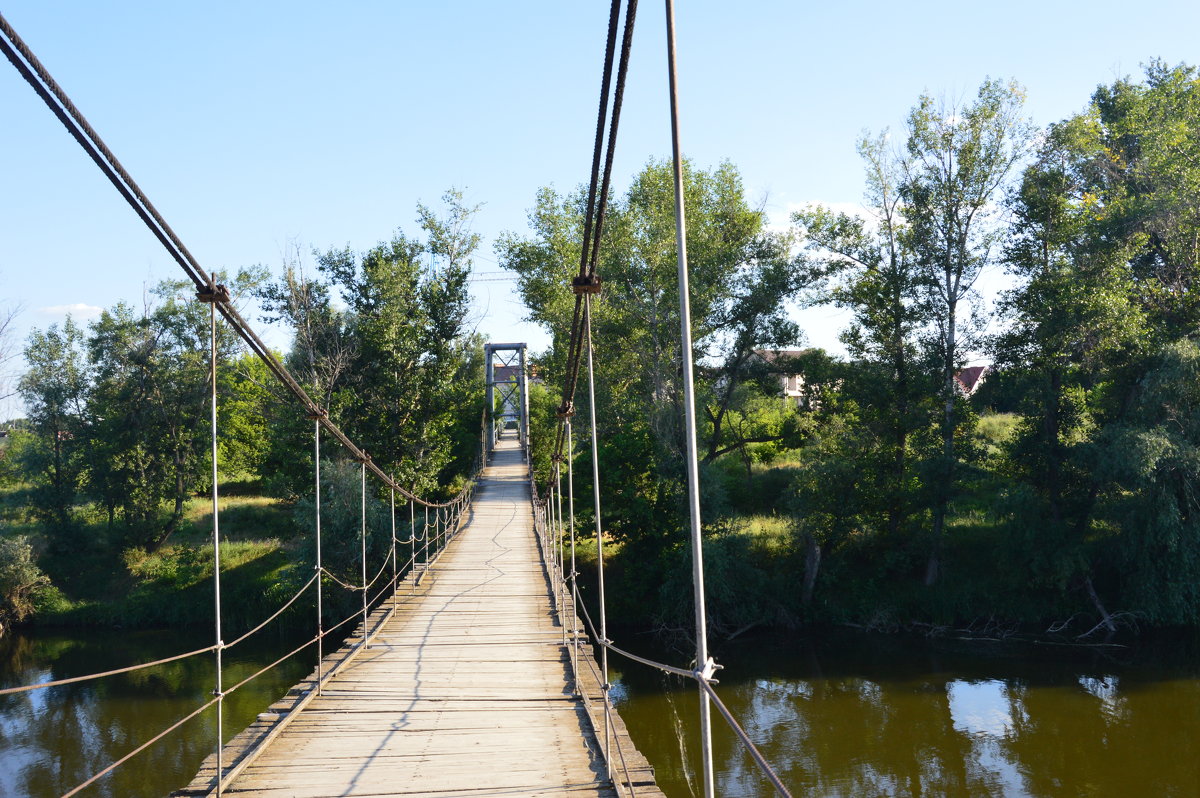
(0, 644, 218, 697)
(536, 497, 793, 797)
(60, 575, 430, 798)
(0, 571, 321, 698)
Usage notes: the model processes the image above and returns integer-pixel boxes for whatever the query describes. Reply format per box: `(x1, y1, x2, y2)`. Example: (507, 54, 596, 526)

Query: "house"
(751, 349, 817, 409)
(954, 365, 990, 397)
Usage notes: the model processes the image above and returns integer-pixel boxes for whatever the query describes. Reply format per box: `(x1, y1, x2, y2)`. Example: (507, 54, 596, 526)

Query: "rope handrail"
(60, 695, 220, 798)
(0, 644, 218, 697)
(0, 572, 322, 697)
(56, 545, 446, 798)
(699, 679, 794, 797)
(225, 573, 319, 650)
(554, 532, 792, 796)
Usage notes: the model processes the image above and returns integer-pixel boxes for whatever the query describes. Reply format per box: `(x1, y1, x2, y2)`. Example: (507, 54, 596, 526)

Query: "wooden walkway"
(176, 435, 663, 797)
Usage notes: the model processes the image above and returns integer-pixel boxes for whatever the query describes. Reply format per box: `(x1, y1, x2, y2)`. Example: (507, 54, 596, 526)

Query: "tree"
(993, 118, 1143, 618)
(0, 300, 20, 405)
(0, 537, 49, 632)
(316, 189, 481, 496)
(902, 79, 1035, 584)
(18, 318, 89, 537)
(499, 160, 801, 544)
(795, 131, 935, 550)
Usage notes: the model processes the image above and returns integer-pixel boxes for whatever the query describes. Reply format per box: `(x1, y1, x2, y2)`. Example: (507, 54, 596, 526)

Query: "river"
(2, 626, 1199, 796)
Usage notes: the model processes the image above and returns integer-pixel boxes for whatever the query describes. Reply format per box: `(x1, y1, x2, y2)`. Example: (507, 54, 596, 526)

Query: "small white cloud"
(38, 303, 103, 319)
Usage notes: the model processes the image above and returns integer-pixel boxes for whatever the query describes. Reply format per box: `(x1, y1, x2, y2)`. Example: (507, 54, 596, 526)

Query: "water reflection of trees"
(1, 629, 314, 797)
(705, 640, 1200, 797)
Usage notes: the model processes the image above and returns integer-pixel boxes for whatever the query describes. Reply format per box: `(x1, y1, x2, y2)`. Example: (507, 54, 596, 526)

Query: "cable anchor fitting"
(196, 284, 232, 304)
(571, 274, 602, 295)
(695, 657, 721, 684)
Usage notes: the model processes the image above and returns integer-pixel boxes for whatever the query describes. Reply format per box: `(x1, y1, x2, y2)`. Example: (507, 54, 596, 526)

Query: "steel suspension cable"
(555, 0, 640, 461)
(664, 3, 715, 793)
(583, 294, 613, 773)
(0, 13, 475, 511)
(587, 0, 639, 279)
(361, 461, 368, 647)
(208, 299, 226, 797)
(314, 420, 324, 694)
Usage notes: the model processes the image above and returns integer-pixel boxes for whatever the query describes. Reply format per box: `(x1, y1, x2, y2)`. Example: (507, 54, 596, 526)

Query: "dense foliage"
(501, 64, 1200, 637)
(0, 193, 484, 630)
(4, 65, 1200, 640)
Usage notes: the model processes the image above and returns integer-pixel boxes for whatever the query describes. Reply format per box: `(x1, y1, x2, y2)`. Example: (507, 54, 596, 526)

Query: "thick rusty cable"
(577, 0, 623, 281)
(587, 0, 639, 279)
(225, 573, 319, 649)
(556, 0, 639, 461)
(0, 14, 472, 510)
(0, 13, 207, 291)
(0, 644, 217, 696)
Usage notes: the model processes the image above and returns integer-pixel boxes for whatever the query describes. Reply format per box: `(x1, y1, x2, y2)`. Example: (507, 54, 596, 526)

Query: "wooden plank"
(173, 436, 663, 798)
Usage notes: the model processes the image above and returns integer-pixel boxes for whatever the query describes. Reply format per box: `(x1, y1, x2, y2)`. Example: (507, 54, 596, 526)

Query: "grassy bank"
(1, 482, 321, 635)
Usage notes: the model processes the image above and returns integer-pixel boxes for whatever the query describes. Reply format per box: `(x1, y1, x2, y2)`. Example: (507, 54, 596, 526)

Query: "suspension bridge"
(1, 3, 792, 796)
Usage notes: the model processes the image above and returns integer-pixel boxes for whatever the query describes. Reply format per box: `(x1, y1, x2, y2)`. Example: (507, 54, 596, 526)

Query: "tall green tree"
(18, 318, 89, 537)
(796, 132, 936, 550)
(314, 189, 481, 496)
(903, 79, 1035, 584)
(994, 117, 1144, 622)
(499, 159, 801, 543)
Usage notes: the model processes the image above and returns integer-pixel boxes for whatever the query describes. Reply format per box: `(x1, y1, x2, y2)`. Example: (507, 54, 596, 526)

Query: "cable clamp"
(307, 407, 328, 420)
(212, 689, 226, 698)
(696, 657, 720, 683)
(216, 639, 227, 651)
(556, 402, 575, 419)
(601, 682, 612, 692)
(571, 274, 602, 295)
(196, 284, 232, 304)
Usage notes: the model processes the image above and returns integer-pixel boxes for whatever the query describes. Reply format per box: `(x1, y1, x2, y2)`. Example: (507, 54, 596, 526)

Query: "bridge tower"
(484, 342, 529, 455)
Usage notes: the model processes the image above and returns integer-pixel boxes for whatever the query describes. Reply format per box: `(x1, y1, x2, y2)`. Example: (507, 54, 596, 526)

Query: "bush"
(0, 536, 50, 629)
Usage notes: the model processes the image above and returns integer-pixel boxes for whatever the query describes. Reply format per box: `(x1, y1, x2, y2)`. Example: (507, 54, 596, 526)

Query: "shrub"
(0, 536, 50, 629)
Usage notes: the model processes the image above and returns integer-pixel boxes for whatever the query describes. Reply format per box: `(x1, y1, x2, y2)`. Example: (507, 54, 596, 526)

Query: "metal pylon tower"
(484, 342, 529, 455)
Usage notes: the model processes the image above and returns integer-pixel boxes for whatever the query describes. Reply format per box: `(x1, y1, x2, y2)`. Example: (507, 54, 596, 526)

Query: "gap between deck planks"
(173, 436, 664, 798)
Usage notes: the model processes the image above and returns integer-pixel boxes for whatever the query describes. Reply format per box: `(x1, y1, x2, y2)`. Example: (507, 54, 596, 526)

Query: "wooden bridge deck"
(177, 436, 662, 797)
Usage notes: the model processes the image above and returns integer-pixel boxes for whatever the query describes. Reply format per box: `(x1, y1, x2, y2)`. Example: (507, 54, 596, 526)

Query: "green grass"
(175, 494, 299, 546)
(0, 476, 310, 632)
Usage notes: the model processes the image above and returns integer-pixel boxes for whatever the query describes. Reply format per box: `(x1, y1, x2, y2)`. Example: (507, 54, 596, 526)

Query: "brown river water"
(2, 626, 1198, 796)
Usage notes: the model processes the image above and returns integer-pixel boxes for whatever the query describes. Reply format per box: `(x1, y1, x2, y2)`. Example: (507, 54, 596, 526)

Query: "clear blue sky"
(3, 1, 1198, 417)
